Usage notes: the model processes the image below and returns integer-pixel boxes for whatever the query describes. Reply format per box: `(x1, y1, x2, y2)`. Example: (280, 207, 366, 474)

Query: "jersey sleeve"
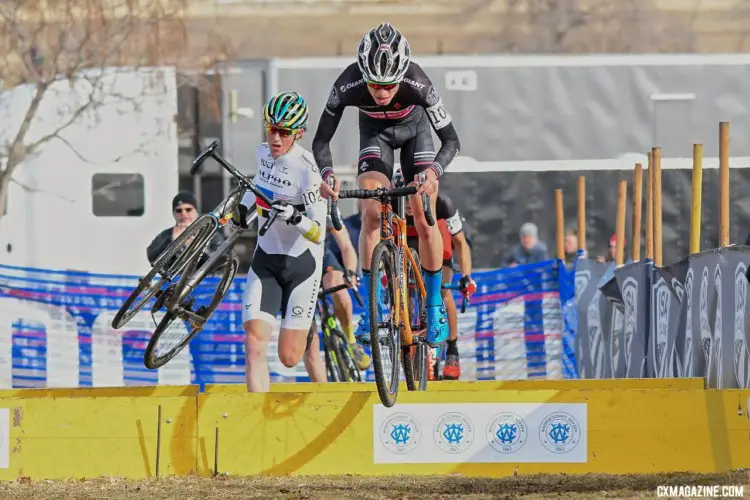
(411, 64, 461, 177)
(438, 195, 463, 235)
(297, 156, 328, 244)
(312, 70, 350, 180)
(423, 85, 452, 131)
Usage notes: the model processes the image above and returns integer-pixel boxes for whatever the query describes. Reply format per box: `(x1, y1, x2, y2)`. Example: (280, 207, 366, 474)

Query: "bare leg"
(304, 325, 327, 382)
(324, 270, 353, 341)
(244, 319, 273, 392)
(277, 326, 310, 368)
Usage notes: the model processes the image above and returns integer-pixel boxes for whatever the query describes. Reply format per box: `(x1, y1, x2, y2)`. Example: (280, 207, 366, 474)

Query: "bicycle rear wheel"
(144, 253, 238, 369)
(332, 329, 362, 382)
(369, 240, 400, 407)
(323, 340, 341, 382)
(111, 215, 218, 330)
(329, 331, 352, 382)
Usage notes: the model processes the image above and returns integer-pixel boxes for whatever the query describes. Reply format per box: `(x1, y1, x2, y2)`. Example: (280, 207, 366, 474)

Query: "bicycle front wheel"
(144, 253, 238, 370)
(111, 214, 218, 330)
(369, 240, 400, 407)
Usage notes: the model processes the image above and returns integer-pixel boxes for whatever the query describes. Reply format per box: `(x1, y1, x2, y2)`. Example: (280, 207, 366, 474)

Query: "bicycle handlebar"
(190, 140, 278, 237)
(327, 177, 343, 232)
(328, 177, 436, 232)
(442, 283, 470, 314)
(318, 271, 364, 308)
(339, 185, 417, 199)
(344, 268, 364, 307)
(417, 171, 435, 226)
(319, 283, 349, 298)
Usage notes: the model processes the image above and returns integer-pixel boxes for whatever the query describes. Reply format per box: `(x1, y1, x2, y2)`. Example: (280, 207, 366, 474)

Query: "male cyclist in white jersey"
(314, 23, 461, 348)
(235, 91, 328, 393)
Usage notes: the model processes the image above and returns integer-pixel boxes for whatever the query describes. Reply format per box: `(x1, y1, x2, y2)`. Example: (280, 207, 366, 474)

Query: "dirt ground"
(0, 471, 747, 500)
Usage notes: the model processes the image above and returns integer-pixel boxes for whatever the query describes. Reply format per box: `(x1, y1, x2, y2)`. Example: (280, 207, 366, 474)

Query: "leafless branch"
(10, 176, 76, 202)
(0, 0, 233, 215)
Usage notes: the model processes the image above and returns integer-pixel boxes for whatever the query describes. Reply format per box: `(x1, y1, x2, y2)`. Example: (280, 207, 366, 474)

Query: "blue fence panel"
(0, 259, 576, 388)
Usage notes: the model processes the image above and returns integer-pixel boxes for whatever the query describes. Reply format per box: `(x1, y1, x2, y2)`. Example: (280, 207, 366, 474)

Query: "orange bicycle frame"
(379, 201, 427, 347)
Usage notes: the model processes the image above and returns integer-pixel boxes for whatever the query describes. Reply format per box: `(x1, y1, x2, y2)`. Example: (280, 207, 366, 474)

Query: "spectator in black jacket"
(146, 192, 225, 265)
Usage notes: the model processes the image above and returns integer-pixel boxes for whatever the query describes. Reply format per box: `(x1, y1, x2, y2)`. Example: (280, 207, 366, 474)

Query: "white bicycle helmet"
(357, 23, 411, 84)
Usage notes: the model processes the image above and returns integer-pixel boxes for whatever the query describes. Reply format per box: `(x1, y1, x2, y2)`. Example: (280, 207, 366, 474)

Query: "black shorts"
(357, 107, 435, 181)
(322, 249, 343, 275)
(242, 247, 320, 330)
(406, 236, 454, 270)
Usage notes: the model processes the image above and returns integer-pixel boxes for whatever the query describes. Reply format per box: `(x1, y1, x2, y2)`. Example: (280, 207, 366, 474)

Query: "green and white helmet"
(357, 23, 411, 84)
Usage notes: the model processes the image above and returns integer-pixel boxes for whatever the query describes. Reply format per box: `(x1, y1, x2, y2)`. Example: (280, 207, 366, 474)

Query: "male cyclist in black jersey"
(314, 23, 461, 348)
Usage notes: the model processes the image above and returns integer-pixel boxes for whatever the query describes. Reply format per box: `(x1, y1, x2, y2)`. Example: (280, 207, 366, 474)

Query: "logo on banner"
(380, 412, 422, 455)
(611, 304, 623, 376)
(652, 278, 670, 377)
(434, 412, 474, 454)
(622, 277, 638, 373)
(734, 263, 748, 388)
(587, 291, 604, 378)
(574, 270, 591, 299)
(683, 268, 694, 377)
(715, 264, 724, 387)
(671, 278, 685, 303)
(700, 266, 713, 382)
(486, 412, 528, 454)
(539, 412, 581, 454)
(669, 278, 685, 378)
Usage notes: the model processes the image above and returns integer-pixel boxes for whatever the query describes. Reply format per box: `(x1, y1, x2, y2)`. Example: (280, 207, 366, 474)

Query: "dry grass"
(0, 471, 748, 499)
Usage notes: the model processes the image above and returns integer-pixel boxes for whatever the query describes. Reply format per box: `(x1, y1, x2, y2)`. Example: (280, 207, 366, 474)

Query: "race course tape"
(0, 381, 746, 480)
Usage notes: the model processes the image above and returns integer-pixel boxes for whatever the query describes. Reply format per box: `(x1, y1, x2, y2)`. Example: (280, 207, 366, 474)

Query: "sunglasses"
(367, 81, 399, 91)
(265, 124, 300, 137)
(174, 207, 194, 214)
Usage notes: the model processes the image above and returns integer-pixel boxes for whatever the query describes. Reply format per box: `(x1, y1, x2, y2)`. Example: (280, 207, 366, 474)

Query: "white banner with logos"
(373, 403, 587, 464)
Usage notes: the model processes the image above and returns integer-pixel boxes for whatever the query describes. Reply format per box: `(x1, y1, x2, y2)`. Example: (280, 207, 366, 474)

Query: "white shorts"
(242, 246, 321, 330)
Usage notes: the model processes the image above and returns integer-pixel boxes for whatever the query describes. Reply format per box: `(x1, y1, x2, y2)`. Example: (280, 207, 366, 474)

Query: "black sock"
(447, 338, 458, 356)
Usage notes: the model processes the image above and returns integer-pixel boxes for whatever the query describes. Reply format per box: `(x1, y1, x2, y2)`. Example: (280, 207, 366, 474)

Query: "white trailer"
(0, 66, 180, 276)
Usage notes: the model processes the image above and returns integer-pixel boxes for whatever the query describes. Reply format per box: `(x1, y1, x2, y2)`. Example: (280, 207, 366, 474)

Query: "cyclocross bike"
(330, 171, 435, 407)
(313, 270, 365, 382)
(110, 140, 284, 370)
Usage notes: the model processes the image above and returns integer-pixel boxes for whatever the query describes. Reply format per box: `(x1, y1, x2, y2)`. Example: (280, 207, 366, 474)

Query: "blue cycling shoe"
(356, 280, 389, 345)
(426, 304, 449, 347)
(355, 310, 373, 344)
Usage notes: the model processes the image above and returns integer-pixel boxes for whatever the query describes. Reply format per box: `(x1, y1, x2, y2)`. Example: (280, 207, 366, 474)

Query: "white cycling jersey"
(240, 143, 327, 257)
(240, 142, 328, 329)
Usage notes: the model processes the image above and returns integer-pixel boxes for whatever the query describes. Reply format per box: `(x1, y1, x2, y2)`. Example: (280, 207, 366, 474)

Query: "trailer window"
(92, 173, 145, 217)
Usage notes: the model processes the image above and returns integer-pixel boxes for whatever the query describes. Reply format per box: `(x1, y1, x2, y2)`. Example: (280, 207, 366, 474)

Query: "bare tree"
(0, 0, 230, 216)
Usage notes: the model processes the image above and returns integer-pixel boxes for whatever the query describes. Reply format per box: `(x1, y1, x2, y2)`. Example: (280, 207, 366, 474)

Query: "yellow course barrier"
(0, 379, 746, 480)
(202, 377, 704, 394)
